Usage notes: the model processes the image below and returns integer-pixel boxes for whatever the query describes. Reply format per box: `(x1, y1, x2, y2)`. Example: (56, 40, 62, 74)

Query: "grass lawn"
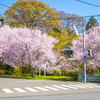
(0, 74, 78, 82)
(1, 74, 98, 83)
(34, 75, 76, 81)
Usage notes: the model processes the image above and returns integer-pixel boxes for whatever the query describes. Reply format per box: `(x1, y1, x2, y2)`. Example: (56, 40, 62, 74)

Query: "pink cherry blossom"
(71, 25, 100, 69)
(0, 25, 58, 77)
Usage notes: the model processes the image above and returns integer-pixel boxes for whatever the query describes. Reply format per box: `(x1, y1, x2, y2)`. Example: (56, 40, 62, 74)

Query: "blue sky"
(0, 0, 100, 22)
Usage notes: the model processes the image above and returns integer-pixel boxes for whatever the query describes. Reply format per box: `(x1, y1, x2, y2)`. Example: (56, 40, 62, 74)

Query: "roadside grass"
(0, 74, 100, 84)
(0, 74, 78, 82)
(1, 74, 99, 83)
(34, 75, 76, 81)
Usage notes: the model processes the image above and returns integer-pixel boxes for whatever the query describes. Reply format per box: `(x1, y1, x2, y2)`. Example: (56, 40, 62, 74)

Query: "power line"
(11, 15, 100, 24)
(0, 2, 92, 15)
(0, 3, 100, 21)
(47, 4, 93, 15)
(76, 0, 100, 8)
(0, 2, 100, 18)
(48, 15, 100, 20)
(0, 3, 10, 8)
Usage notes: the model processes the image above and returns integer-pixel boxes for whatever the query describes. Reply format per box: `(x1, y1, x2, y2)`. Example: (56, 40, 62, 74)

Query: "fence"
(78, 74, 100, 82)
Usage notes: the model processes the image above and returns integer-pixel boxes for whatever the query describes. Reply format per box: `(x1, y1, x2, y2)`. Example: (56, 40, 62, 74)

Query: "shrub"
(0, 69, 7, 74)
(36, 67, 62, 76)
(14, 67, 22, 75)
(53, 68, 62, 76)
(66, 67, 82, 80)
(21, 67, 30, 74)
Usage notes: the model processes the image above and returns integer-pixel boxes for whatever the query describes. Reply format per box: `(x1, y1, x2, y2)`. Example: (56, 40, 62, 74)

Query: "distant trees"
(4, 0, 60, 28)
(86, 16, 99, 31)
(59, 11, 84, 34)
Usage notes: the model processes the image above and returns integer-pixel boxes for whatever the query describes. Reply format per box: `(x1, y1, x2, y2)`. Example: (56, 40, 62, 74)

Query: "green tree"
(86, 16, 99, 31)
(47, 27, 61, 39)
(4, 0, 60, 28)
(48, 27, 79, 51)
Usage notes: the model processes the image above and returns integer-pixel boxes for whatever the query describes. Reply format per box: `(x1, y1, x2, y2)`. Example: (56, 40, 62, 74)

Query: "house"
(62, 46, 75, 60)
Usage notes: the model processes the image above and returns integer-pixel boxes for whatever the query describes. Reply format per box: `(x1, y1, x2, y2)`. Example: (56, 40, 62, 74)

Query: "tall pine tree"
(86, 16, 99, 31)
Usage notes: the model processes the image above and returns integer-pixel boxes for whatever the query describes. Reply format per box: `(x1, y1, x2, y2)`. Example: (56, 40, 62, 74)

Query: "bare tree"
(59, 11, 86, 34)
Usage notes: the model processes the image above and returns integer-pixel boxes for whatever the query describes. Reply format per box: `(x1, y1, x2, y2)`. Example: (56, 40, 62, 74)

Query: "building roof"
(62, 46, 72, 51)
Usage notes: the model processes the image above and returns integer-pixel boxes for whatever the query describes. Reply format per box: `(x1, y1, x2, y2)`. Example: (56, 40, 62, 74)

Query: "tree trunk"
(32, 71, 35, 78)
(28, 64, 37, 78)
(63, 71, 64, 76)
(31, 67, 37, 78)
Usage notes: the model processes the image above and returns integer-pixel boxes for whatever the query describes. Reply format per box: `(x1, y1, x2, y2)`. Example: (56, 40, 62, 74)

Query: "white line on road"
(75, 84, 94, 88)
(14, 88, 26, 92)
(68, 84, 86, 89)
(52, 85, 69, 90)
(43, 86, 59, 90)
(34, 87, 49, 91)
(61, 85, 78, 89)
(16, 80, 34, 82)
(2, 89, 14, 93)
(25, 87, 39, 92)
(94, 86, 100, 88)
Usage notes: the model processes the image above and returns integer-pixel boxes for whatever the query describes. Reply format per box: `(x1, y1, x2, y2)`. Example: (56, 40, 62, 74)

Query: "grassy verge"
(0, 74, 78, 82)
(34, 75, 76, 81)
(0, 74, 100, 83)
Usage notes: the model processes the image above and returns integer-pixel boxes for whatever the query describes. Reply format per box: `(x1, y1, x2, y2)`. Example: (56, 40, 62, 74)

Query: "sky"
(0, 0, 100, 22)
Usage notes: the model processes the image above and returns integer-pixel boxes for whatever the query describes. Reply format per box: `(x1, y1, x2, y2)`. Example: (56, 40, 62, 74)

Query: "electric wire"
(0, 2, 100, 24)
(76, 0, 100, 8)
(0, 3, 10, 8)
(0, 3, 100, 20)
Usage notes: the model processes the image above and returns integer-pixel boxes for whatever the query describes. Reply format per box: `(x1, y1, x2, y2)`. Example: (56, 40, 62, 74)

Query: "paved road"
(0, 78, 100, 100)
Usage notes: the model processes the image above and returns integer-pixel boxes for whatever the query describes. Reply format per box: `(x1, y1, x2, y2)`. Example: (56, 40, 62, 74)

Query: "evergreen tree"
(86, 16, 99, 31)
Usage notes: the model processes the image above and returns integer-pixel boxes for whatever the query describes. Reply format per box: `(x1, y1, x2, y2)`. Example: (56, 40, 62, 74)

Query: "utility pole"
(83, 18, 86, 83)
(74, 17, 86, 83)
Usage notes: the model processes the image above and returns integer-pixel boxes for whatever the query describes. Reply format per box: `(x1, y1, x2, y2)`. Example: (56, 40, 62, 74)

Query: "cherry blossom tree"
(0, 25, 58, 77)
(54, 50, 71, 75)
(40, 50, 71, 76)
(71, 25, 100, 70)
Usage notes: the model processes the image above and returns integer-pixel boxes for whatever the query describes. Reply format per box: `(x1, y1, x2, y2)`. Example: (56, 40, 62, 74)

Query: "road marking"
(14, 88, 26, 92)
(94, 86, 100, 88)
(2, 84, 99, 94)
(52, 85, 69, 90)
(43, 86, 59, 90)
(76, 84, 96, 88)
(76, 84, 94, 88)
(34, 87, 49, 91)
(2, 89, 13, 93)
(16, 80, 33, 82)
(69, 84, 86, 89)
(61, 85, 78, 89)
(84, 84, 100, 88)
(25, 87, 39, 92)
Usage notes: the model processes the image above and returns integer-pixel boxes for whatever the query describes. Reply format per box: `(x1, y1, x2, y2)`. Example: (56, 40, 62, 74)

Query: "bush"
(0, 63, 15, 74)
(66, 67, 82, 81)
(14, 67, 22, 75)
(61, 69, 68, 76)
(36, 67, 62, 76)
(53, 68, 62, 76)
(0, 69, 7, 74)
(21, 67, 30, 74)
